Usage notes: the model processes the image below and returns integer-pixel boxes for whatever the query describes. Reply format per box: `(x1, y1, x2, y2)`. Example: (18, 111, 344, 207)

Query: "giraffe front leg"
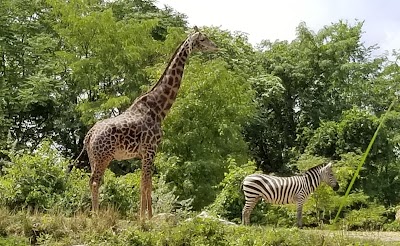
(296, 202, 303, 228)
(146, 169, 153, 219)
(139, 170, 148, 221)
(140, 170, 153, 220)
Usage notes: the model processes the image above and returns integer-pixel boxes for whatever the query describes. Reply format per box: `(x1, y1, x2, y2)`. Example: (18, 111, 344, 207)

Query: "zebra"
(241, 162, 339, 227)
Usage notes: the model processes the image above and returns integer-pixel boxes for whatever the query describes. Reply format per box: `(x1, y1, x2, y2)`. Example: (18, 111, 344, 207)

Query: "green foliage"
(383, 220, 400, 232)
(294, 153, 394, 230)
(156, 57, 255, 210)
(0, 210, 390, 245)
(0, 236, 29, 246)
(338, 107, 379, 155)
(1, 0, 400, 235)
(161, 58, 255, 160)
(152, 174, 193, 216)
(210, 158, 257, 223)
(0, 139, 142, 215)
(60, 168, 91, 214)
(245, 20, 395, 173)
(0, 140, 68, 209)
(306, 107, 400, 206)
(340, 205, 387, 230)
(307, 121, 340, 158)
(100, 170, 140, 215)
(155, 153, 225, 210)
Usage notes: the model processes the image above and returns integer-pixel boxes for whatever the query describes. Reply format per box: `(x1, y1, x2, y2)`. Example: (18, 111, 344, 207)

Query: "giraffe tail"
(66, 129, 93, 174)
(66, 147, 86, 174)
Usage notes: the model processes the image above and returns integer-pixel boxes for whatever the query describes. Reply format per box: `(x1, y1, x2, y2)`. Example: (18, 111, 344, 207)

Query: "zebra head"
(320, 162, 339, 191)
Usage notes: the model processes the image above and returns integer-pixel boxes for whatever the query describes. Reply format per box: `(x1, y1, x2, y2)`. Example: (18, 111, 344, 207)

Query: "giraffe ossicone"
(70, 26, 218, 220)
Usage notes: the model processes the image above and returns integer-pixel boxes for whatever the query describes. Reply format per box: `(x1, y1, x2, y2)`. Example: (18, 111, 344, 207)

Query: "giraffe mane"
(148, 38, 188, 92)
(130, 37, 188, 105)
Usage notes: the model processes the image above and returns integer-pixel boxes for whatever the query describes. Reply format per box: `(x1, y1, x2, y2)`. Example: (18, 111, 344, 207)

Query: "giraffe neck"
(129, 35, 194, 120)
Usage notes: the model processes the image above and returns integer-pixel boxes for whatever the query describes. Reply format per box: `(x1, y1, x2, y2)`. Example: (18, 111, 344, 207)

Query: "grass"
(0, 206, 398, 246)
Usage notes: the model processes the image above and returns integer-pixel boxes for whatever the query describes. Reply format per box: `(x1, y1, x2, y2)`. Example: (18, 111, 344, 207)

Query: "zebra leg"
(242, 197, 260, 225)
(296, 203, 303, 228)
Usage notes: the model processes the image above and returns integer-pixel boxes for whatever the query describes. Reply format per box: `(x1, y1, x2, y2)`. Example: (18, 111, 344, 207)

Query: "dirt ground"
(317, 230, 400, 243)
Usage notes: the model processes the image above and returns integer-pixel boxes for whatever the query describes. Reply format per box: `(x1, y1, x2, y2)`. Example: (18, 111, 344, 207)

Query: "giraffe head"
(191, 26, 218, 52)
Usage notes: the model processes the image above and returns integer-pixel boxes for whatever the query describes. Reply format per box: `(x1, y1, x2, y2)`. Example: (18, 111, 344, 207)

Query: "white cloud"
(156, 0, 400, 55)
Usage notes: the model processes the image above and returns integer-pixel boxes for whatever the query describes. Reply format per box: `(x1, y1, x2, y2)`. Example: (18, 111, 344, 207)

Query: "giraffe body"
(73, 27, 218, 220)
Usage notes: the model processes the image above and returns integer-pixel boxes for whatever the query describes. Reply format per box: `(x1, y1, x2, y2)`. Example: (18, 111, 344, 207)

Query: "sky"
(155, 0, 400, 56)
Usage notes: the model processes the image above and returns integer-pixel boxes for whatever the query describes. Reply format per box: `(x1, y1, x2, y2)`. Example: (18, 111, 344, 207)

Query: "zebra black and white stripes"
(241, 162, 339, 227)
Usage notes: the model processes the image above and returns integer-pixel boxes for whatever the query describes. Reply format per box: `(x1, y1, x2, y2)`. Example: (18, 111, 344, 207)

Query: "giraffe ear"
(194, 26, 199, 32)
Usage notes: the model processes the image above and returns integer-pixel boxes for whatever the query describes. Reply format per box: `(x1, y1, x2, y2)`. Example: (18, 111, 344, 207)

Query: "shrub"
(383, 220, 400, 231)
(0, 139, 141, 215)
(101, 170, 140, 215)
(340, 204, 387, 230)
(152, 174, 193, 218)
(60, 168, 91, 214)
(209, 158, 257, 223)
(0, 140, 68, 210)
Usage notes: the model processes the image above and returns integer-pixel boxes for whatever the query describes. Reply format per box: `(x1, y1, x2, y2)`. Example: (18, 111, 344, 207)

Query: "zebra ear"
(326, 161, 333, 168)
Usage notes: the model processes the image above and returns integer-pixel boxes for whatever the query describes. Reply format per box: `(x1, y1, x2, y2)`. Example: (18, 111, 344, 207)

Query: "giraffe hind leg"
(90, 174, 100, 213)
(89, 163, 108, 214)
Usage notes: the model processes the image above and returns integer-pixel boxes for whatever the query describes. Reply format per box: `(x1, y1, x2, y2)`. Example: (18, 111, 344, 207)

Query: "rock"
(151, 213, 177, 224)
(190, 211, 238, 226)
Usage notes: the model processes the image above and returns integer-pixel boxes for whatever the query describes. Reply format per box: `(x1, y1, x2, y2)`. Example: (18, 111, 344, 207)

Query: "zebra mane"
(304, 163, 328, 175)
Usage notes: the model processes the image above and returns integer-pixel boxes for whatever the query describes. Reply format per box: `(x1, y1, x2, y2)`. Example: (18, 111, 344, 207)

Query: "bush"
(209, 158, 257, 223)
(0, 140, 68, 210)
(0, 139, 141, 215)
(306, 121, 340, 158)
(60, 168, 91, 214)
(101, 170, 140, 215)
(152, 174, 193, 217)
(383, 220, 400, 231)
(340, 205, 387, 230)
(155, 152, 229, 211)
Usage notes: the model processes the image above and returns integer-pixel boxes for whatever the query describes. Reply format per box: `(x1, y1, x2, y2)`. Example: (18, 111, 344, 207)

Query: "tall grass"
(0, 207, 394, 246)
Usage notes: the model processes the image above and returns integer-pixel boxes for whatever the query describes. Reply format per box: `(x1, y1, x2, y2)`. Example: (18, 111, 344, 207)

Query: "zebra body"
(241, 162, 339, 227)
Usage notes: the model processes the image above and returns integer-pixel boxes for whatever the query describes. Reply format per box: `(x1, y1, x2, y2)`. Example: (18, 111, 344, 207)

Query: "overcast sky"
(155, 0, 400, 56)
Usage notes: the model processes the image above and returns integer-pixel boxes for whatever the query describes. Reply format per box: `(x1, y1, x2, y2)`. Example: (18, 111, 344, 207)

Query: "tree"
(245, 21, 389, 173)
(156, 56, 255, 209)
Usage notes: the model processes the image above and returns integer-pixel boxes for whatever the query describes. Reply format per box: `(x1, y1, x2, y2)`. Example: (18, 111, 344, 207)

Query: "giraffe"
(69, 26, 218, 220)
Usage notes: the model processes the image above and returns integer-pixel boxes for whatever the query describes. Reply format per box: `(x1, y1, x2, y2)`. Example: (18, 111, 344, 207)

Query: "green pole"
(333, 98, 397, 223)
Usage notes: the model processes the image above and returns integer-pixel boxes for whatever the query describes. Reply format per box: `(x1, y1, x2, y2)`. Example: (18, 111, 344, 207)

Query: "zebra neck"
(303, 171, 321, 193)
